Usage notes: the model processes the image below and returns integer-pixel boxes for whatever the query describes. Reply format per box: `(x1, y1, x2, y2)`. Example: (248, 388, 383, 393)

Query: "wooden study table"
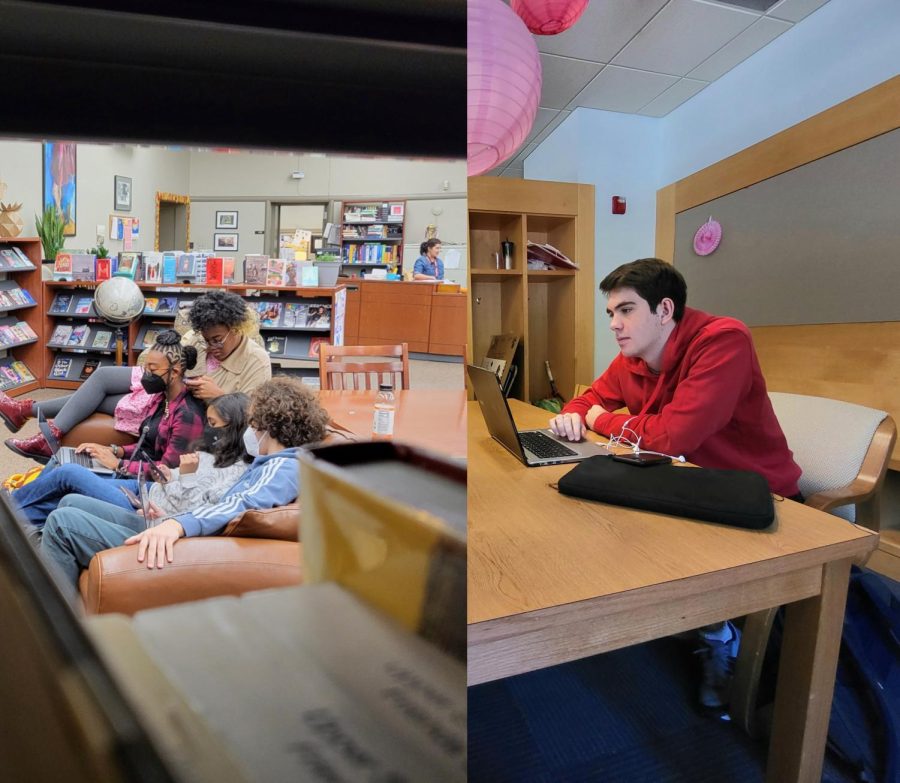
(319, 389, 466, 459)
(468, 399, 877, 783)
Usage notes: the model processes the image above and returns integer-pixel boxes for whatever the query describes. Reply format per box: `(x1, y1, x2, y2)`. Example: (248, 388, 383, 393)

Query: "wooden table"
(318, 389, 466, 459)
(468, 400, 877, 783)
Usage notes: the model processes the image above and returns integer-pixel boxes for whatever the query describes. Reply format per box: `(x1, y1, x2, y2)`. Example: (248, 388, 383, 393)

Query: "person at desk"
(412, 238, 445, 280)
(549, 257, 802, 717)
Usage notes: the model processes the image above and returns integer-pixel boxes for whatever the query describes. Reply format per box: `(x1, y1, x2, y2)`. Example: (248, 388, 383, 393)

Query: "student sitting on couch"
(38, 377, 329, 588)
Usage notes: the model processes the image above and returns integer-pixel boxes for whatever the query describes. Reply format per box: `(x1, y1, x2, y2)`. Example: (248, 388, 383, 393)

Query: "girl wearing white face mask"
(40, 377, 331, 587)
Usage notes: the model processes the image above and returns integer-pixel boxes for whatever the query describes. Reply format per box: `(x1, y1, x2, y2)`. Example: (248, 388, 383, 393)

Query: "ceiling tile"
(539, 54, 604, 110)
(529, 110, 571, 146)
(570, 65, 677, 113)
(767, 0, 830, 23)
(688, 15, 791, 81)
(612, 0, 759, 76)
(536, 0, 669, 63)
(638, 77, 709, 116)
(524, 107, 561, 146)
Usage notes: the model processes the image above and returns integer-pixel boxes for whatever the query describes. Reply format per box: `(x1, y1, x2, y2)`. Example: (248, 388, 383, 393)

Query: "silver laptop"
(38, 410, 115, 474)
(467, 364, 599, 467)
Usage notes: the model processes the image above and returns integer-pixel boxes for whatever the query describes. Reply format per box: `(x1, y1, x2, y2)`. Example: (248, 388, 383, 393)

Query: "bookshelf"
(0, 237, 43, 396)
(340, 200, 405, 277)
(467, 177, 595, 402)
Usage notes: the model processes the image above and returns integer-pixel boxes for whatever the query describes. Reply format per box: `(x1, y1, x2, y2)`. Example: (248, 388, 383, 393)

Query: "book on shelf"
(194, 255, 208, 283)
(283, 302, 307, 328)
(80, 359, 101, 380)
(205, 256, 224, 286)
(144, 297, 159, 313)
(49, 356, 72, 379)
(162, 252, 177, 283)
(0, 249, 18, 268)
(0, 365, 21, 386)
(7, 288, 26, 306)
(51, 293, 73, 313)
(222, 256, 236, 284)
(11, 246, 32, 266)
(0, 291, 13, 309)
(116, 251, 141, 279)
(301, 265, 319, 286)
(19, 288, 36, 305)
(142, 252, 162, 283)
(0, 326, 15, 345)
(67, 324, 90, 346)
(265, 259, 285, 287)
(16, 321, 38, 340)
(156, 296, 177, 313)
(95, 257, 111, 281)
(50, 324, 73, 344)
(53, 251, 73, 277)
(308, 336, 328, 358)
(9, 324, 30, 343)
(244, 255, 269, 285)
(265, 335, 286, 355)
(305, 304, 331, 328)
(282, 261, 300, 287)
(74, 297, 93, 315)
(71, 253, 95, 281)
(10, 361, 34, 383)
(142, 329, 161, 348)
(257, 302, 283, 327)
(92, 330, 113, 350)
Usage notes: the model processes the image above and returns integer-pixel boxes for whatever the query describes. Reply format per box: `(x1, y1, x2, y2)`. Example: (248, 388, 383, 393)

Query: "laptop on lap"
(467, 364, 599, 467)
(37, 410, 115, 475)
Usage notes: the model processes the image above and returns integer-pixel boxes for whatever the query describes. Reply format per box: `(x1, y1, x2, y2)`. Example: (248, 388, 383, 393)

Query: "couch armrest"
(79, 537, 302, 615)
(61, 413, 136, 449)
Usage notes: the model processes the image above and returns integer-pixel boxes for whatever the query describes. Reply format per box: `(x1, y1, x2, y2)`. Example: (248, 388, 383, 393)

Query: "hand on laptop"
(75, 442, 119, 469)
(549, 412, 586, 442)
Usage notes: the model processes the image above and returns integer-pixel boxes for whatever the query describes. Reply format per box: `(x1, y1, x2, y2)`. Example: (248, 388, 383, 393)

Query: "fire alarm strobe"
(612, 196, 626, 215)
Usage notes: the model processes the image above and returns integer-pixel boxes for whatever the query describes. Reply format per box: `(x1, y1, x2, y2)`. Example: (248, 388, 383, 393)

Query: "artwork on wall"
(114, 175, 132, 211)
(42, 142, 77, 236)
(214, 232, 239, 252)
(216, 210, 238, 229)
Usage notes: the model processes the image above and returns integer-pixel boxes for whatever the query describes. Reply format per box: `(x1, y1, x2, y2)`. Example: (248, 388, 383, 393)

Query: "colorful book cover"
(222, 257, 236, 284)
(308, 336, 328, 358)
(176, 253, 196, 277)
(1, 365, 21, 385)
(0, 327, 15, 345)
(50, 324, 73, 344)
(143, 253, 162, 283)
(68, 324, 90, 346)
(16, 321, 38, 340)
(10, 361, 34, 382)
(143, 329, 160, 348)
(92, 330, 113, 349)
(71, 253, 96, 281)
(0, 291, 12, 308)
(144, 298, 159, 313)
(116, 252, 140, 279)
(244, 255, 269, 285)
(305, 304, 331, 328)
(95, 257, 112, 281)
(54, 252, 73, 275)
(283, 303, 306, 328)
(12, 247, 32, 266)
(156, 297, 177, 313)
(282, 261, 300, 287)
(266, 259, 286, 287)
(49, 356, 72, 379)
(257, 302, 283, 327)
(265, 335, 286, 355)
(205, 256, 224, 286)
(51, 293, 72, 313)
(162, 252, 177, 283)
(0, 250, 15, 268)
(301, 265, 319, 286)
(9, 324, 29, 343)
(80, 359, 101, 380)
(74, 297, 93, 315)
(20, 288, 36, 305)
(7, 289, 25, 306)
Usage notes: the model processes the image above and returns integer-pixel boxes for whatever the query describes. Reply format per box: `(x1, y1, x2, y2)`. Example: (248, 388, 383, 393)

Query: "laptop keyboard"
(520, 431, 579, 459)
(62, 449, 95, 469)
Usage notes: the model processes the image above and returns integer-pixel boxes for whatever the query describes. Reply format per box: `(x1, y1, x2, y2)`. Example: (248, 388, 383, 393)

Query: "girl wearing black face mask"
(10, 331, 209, 528)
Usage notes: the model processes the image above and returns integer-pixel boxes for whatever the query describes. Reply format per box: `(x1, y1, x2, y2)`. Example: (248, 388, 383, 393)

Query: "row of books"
(244, 256, 322, 287)
(0, 321, 39, 347)
(341, 243, 398, 264)
(264, 334, 328, 358)
(49, 356, 103, 381)
(0, 247, 35, 269)
(49, 324, 117, 350)
(54, 251, 237, 286)
(255, 301, 331, 329)
(341, 224, 402, 239)
(49, 293, 95, 315)
(0, 287, 37, 310)
(0, 360, 37, 388)
(343, 202, 404, 223)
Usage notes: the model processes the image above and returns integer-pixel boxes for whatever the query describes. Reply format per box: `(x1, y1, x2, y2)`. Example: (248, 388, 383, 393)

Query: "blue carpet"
(468, 637, 856, 782)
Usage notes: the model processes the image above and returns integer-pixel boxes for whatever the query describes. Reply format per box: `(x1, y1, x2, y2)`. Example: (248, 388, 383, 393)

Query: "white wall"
(189, 200, 267, 260)
(525, 0, 900, 375)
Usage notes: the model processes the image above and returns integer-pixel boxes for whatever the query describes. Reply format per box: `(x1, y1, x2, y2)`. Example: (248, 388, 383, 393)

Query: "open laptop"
(38, 410, 115, 474)
(467, 364, 599, 466)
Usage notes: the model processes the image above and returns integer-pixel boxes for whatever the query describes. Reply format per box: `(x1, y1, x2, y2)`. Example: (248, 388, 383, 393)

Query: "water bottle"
(372, 383, 395, 438)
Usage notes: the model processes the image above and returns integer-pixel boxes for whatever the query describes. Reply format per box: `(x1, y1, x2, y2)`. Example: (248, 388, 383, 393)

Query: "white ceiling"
(488, 0, 831, 176)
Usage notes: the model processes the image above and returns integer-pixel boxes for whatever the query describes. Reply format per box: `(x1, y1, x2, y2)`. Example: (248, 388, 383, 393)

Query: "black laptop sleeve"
(556, 455, 775, 530)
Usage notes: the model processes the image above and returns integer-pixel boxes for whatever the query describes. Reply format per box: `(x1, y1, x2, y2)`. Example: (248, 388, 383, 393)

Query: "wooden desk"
(319, 390, 466, 459)
(468, 400, 877, 783)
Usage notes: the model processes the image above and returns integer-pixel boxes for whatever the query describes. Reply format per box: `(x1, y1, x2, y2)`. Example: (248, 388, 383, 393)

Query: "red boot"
(0, 391, 35, 433)
(4, 419, 60, 464)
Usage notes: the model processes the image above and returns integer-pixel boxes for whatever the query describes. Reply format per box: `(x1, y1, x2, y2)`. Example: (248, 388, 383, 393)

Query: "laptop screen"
(36, 410, 61, 456)
(466, 364, 527, 462)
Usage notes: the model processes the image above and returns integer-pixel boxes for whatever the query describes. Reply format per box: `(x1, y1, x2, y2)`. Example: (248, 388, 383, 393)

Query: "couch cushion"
(222, 504, 300, 541)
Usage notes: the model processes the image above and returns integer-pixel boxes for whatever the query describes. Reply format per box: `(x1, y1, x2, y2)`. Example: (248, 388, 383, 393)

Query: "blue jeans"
(40, 495, 146, 588)
(11, 461, 138, 525)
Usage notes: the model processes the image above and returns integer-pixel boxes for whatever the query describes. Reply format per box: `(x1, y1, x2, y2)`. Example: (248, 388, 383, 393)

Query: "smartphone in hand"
(120, 486, 141, 509)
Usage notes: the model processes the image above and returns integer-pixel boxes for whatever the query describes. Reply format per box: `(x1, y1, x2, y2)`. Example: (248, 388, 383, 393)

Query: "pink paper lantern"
(468, 0, 542, 177)
(511, 0, 590, 35)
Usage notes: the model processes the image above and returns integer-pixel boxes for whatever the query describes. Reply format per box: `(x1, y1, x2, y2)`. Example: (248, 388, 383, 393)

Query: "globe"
(94, 277, 145, 326)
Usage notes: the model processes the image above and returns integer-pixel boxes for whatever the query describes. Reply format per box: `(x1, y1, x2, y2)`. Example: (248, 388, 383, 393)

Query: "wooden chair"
(319, 343, 410, 391)
(731, 392, 897, 735)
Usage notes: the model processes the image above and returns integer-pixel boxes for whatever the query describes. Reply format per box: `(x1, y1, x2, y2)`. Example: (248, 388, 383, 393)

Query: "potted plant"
(35, 205, 66, 264)
(314, 253, 342, 286)
(89, 241, 110, 260)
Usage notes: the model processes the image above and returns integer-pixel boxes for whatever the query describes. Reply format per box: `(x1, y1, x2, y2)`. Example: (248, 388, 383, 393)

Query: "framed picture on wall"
(42, 142, 77, 236)
(216, 210, 238, 229)
(214, 233, 239, 252)
(114, 175, 132, 211)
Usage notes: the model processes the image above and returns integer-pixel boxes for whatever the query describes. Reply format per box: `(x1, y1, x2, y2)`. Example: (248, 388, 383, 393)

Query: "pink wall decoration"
(511, 0, 590, 35)
(468, 0, 542, 176)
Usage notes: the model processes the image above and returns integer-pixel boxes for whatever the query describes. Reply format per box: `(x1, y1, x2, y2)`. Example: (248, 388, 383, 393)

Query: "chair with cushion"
(731, 392, 897, 734)
(319, 342, 409, 391)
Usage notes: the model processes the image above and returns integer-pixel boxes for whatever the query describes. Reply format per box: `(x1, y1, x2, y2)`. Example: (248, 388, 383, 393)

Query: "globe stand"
(114, 326, 127, 366)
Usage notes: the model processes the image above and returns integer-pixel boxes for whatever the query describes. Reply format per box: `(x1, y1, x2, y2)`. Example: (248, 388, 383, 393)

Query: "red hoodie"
(562, 307, 801, 497)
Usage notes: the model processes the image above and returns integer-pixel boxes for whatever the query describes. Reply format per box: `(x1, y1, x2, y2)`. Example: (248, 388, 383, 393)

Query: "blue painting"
(43, 142, 77, 236)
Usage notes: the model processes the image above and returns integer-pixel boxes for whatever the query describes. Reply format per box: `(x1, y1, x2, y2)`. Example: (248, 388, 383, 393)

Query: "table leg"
(766, 558, 851, 783)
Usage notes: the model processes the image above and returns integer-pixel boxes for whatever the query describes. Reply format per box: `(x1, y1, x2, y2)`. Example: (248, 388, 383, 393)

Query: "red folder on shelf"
(526, 241, 579, 270)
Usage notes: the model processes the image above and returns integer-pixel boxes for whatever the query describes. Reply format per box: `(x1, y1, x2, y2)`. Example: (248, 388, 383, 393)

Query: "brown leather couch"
(60, 414, 304, 615)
